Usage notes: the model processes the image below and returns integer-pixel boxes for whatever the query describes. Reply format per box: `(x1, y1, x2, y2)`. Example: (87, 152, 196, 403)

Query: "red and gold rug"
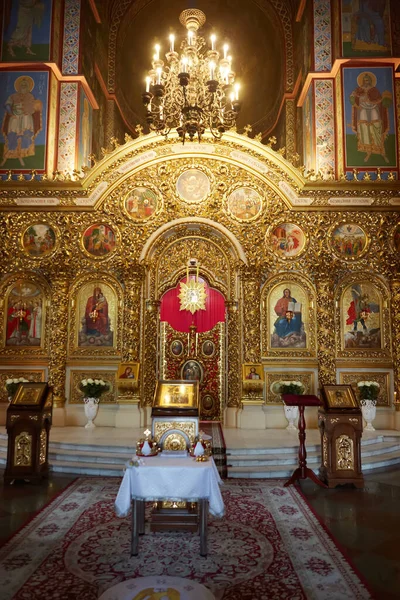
(0, 478, 371, 600)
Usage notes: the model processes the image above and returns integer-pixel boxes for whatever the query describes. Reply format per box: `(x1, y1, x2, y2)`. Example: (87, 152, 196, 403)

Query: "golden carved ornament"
(39, 429, 47, 464)
(69, 370, 116, 404)
(339, 372, 389, 407)
(323, 433, 328, 467)
(336, 435, 354, 471)
(153, 421, 196, 444)
(14, 431, 32, 467)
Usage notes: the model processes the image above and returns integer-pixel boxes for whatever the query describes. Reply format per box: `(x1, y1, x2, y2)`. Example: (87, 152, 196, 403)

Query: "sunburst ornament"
(179, 269, 207, 315)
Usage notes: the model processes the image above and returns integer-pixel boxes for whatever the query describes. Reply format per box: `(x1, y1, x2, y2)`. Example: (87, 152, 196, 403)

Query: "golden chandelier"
(142, 9, 241, 143)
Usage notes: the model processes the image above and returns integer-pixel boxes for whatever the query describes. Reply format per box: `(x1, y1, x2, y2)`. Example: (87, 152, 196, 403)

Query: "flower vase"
(83, 397, 99, 429)
(284, 405, 299, 431)
(360, 399, 376, 432)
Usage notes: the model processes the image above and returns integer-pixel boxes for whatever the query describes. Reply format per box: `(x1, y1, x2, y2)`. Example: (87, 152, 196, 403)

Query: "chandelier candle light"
(142, 9, 241, 142)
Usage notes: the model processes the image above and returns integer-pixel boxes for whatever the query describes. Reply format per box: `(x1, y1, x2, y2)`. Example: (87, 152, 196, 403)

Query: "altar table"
(115, 454, 225, 557)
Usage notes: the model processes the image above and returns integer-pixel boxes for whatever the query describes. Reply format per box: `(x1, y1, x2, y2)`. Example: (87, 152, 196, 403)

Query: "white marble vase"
(84, 397, 100, 429)
(360, 399, 376, 432)
(284, 405, 299, 431)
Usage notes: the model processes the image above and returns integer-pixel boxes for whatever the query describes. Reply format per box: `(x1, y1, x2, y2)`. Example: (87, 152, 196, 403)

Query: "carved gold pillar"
(48, 277, 69, 408)
(315, 276, 336, 386)
(242, 267, 261, 363)
(143, 300, 160, 407)
(390, 278, 400, 411)
(285, 98, 296, 161)
(122, 269, 143, 362)
(226, 301, 240, 408)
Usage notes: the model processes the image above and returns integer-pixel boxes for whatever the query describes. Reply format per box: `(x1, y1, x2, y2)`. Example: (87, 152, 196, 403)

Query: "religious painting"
(170, 339, 183, 357)
(153, 380, 199, 409)
(202, 340, 215, 357)
(341, 0, 391, 58)
(341, 282, 381, 349)
(117, 362, 139, 381)
(391, 223, 400, 253)
(5, 280, 44, 347)
(269, 223, 306, 259)
(0, 70, 49, 171)
(201, 393, 215, 416)
(21, 222, 57, 258)
(181, 360, 203, 383)
(1, 0, 53, 62)
(269, 284, 308, 349)
(76, 282, 116, 348)
(302, 85, 315, 172)
(343, 66, 397, 168)
(81, 224, 118, 259)
(123, 186, 159, 220)
(77, 87, 93, 169)
(226, 187, 262, 221)
(176, 168, 210, 204)
(11, 382, 48, 406)
(321, 384, 359, 411)
(330, 223, 368, 260)
(242, 364, 264, 381)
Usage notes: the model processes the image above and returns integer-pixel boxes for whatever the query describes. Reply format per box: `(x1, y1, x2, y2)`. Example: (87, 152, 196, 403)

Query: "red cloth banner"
(160, 278, 226, 333)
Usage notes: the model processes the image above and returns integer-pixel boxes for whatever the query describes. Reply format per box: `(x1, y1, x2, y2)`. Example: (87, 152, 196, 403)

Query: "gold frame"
(80, 222, 120, 261)
(328, 221, 370, 262)
(224, 182, 264, 223)
(322, 384, 359, 410)
(266, 221, 308, 260)
(122, 182, 163, 222)
(153, 380, 199, 409)
(242, 363, 264, 381)
(69, 370, 116, 404)
(20, 221, 60, 260)
(12, 382, 48, 406)
(390, 222, 400, 254)
(117, 362, 140, 381)
(175, 164, 213, 204)
(3, 278, 47, 352)
(339, 371, 390, 407)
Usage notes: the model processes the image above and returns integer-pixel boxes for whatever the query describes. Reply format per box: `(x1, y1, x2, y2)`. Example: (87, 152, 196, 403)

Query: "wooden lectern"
(4, 382, 53, 485)
(318, 384, 364, 489)
(282, 394, 327, 488)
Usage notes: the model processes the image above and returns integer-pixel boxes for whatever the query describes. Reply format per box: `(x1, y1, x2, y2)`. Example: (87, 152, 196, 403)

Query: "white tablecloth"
(115, 455, 224, 518)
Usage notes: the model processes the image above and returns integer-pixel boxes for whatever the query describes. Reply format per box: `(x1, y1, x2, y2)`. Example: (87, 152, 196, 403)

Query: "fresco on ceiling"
(341, 0, 391, 57)
(0, 70, 49, 171)
(343, 66, 396, 168)
(77, 87, 93, 169)
(1, 0, 53, 61)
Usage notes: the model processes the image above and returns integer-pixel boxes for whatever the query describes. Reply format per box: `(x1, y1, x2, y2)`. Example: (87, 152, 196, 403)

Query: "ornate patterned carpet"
(0, 478, 371, 600)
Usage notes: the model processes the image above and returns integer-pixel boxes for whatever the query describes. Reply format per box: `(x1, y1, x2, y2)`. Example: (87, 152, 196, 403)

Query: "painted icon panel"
(181, 360, 203, 383)
(342, 282, 381, 349)
(21, 223, 57, 258)
(330, 223, 368, 259)
(269, 284, 308, 349)
(269, 223, 306, 258)
(2, 0, 53, 62)
(341, 0, 391, 58)
(226, 187, 262, 221)
(123, 186, 159, 220)
(76, 283, 116, 348)
(176, 169, 210, 203)
(81, 224, 117, 259)
(5, 281, 44, 347)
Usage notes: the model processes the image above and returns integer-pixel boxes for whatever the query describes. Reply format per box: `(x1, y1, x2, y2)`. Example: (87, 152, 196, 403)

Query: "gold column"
(315, 276, 336, 386)
(122, 269, 143, 362)
(143, 300, 160, 406)
(48, 277, 69, 408)
(285, 98, 296, 162)
(242, 267, 261, 363)
(390, 278, 400, 410)
(226, 301, 241, 407)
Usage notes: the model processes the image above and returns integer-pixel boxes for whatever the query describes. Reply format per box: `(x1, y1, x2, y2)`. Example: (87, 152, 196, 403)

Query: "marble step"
(49, 459, 124, 477)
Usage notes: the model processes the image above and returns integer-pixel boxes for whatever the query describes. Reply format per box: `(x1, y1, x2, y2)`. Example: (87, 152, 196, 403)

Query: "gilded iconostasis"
(0, 0, 400, 428)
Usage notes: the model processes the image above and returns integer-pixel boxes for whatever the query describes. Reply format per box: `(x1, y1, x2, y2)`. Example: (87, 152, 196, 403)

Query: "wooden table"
(115, 454, 224, 557)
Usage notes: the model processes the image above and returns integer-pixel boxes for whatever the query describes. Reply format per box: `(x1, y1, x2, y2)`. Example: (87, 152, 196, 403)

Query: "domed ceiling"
(112, 0, 288, 137)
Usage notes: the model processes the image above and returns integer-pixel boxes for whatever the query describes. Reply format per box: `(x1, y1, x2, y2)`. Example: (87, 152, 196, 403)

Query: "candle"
(154, 44, 160, 61)
(188, 30, 193, 46)
(234, 82, 240, 100)
(223, 44, 229, 59)
(181, 56, 188, 72)
(169, 34, 175, 52)
(156, 67, 162, 85)
(145, 76, 151, 93)
(209, 61, 215, 80)
(211, 34, 216, 50)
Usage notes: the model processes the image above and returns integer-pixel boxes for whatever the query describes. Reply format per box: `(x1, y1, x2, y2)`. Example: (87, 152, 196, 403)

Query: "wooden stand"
(150, 501, 198, 532)
(4, 383, 53, 485)
(283, 394, 327, 488)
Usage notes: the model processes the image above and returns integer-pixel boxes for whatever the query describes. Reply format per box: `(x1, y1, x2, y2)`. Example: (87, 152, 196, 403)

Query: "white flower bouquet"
(357, 381, 379, 402)
(274, 380, 305, 396)
(5, 377, 29, 398)
(79, 378, 109, 401)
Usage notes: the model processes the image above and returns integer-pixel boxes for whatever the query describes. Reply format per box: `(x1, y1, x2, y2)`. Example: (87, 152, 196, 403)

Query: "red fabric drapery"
(160, 277, 225, 333)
